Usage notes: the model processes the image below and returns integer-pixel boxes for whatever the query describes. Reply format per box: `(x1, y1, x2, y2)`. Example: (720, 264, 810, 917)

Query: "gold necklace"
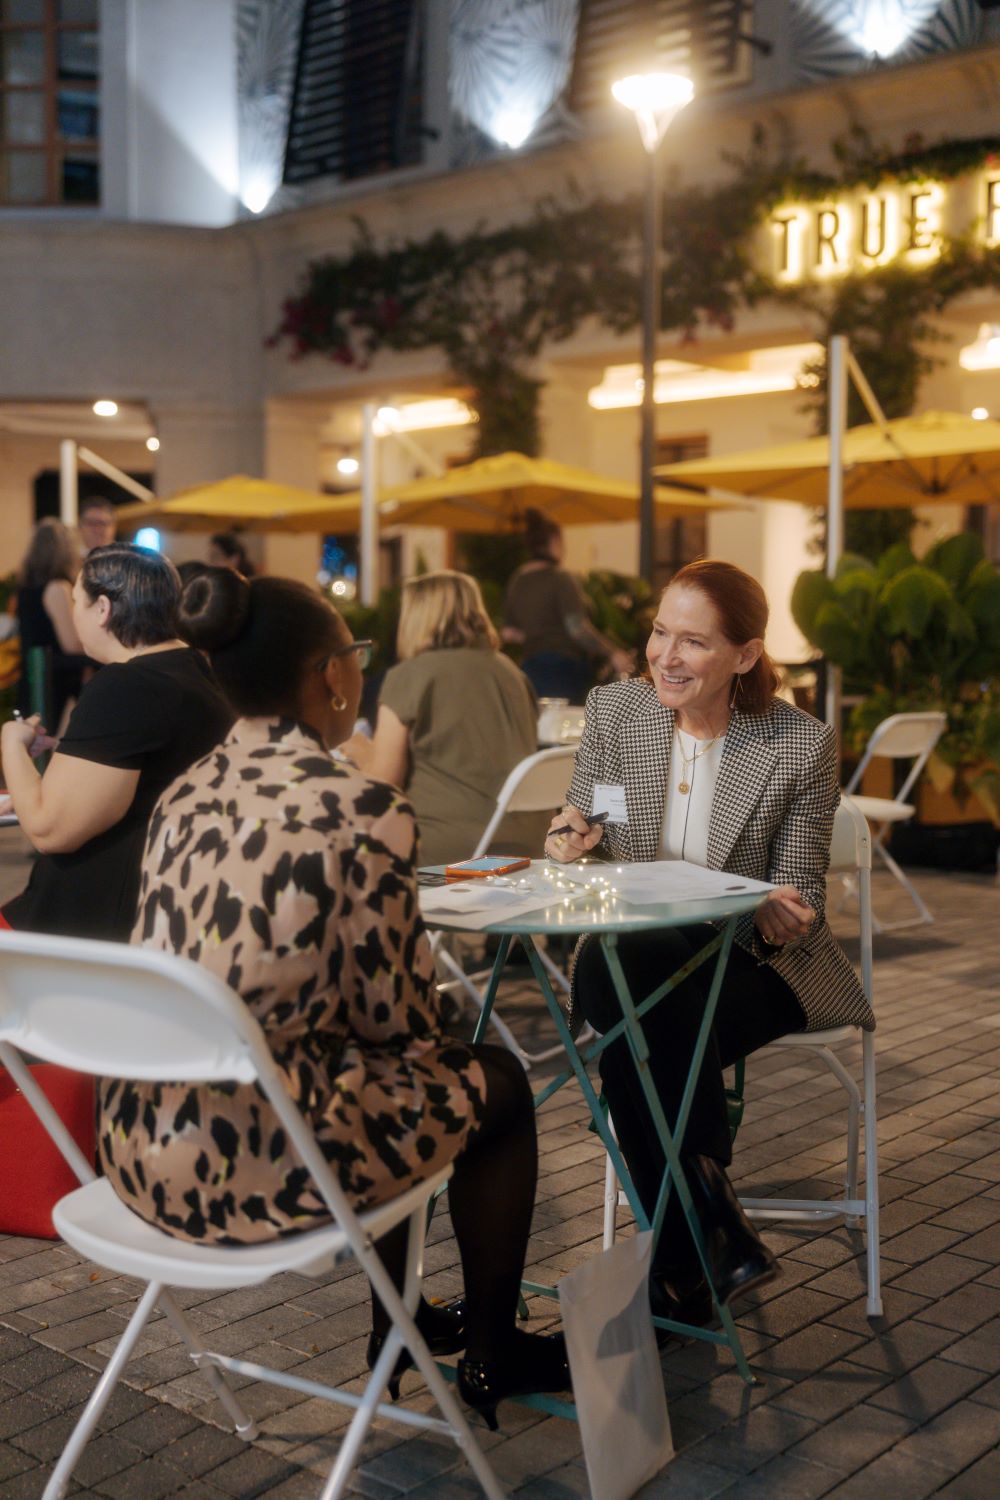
(675, 729, 720, 796)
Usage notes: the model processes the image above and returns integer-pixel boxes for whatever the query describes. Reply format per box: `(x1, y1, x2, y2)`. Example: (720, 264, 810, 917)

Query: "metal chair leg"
(873, 838, 934, 929)
(43, 1282, 163, 1500)
(159, 1291, 258, 1438)
(863, 1032, 883, 1317)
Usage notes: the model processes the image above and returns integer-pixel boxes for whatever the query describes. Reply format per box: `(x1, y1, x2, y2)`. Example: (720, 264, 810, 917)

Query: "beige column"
(263, 401, 328, 584)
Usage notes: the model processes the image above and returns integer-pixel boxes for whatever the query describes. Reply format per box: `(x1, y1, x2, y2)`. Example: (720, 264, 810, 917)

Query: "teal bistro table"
(420, 861, 769, 1396)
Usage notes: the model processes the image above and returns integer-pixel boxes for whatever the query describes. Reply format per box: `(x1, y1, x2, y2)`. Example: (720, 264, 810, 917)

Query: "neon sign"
(765, 174, 1000, 283)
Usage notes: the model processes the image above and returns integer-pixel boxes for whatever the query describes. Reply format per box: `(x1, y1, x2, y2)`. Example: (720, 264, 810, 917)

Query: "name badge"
(593, 783, 628, 824)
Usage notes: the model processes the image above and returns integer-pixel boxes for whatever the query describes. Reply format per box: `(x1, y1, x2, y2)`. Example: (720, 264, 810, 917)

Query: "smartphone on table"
(444, 856, 531, 880)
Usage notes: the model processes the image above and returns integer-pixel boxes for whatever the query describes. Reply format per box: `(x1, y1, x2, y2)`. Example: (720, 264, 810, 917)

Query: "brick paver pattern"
(0, 827, 998, 1497)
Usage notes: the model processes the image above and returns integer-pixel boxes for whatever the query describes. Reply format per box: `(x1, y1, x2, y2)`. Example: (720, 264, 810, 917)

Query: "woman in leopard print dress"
(98, 569, 569, 1420)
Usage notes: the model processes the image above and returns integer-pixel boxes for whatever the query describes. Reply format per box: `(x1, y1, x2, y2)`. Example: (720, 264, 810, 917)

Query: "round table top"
(419, 859, 766, 937)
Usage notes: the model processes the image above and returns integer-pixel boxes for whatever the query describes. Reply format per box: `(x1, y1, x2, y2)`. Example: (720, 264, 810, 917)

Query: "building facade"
(2, 0, 999, 659)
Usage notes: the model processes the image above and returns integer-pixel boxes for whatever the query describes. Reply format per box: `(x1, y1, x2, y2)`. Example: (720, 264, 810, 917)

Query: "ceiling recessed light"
(336, 456, 359, 476)
(146, 436, 160, 452)
(971, 407, 990, 421)
(93, 400, 118, 417)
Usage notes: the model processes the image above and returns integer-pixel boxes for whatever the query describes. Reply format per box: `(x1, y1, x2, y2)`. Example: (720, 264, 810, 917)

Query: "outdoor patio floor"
(0, 826, 998, 1498)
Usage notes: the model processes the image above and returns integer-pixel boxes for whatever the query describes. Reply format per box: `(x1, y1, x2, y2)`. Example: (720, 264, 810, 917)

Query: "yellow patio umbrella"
(115, 475, 357, 534)
(330, 451, 732, 532)
(655, 411, 1000, 510)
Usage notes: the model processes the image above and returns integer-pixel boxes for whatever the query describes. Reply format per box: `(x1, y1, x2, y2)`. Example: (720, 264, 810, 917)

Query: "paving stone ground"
(0, 826, 998, 1497)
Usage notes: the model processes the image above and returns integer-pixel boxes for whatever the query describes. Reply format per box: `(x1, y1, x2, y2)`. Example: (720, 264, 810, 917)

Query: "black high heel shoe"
(457, 1330, 571, 1431)
(367, 1297, 467, 1401)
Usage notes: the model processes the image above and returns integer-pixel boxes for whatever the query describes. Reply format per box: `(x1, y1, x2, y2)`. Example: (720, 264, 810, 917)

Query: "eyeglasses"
(316, 639, 374, 673)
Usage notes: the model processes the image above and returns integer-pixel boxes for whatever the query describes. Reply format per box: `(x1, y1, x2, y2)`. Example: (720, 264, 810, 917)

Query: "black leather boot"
(649, 1264, 715, 1335)
(684, 1153, 777, 1306)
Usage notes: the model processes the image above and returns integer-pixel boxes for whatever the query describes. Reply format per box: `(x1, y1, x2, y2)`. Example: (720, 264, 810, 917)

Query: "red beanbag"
(0, 1064, 95, 1239)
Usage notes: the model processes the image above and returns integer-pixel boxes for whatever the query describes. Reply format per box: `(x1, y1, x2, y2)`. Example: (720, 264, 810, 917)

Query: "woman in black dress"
(15, 518, 87, 729)
(0, 544, 232, 942)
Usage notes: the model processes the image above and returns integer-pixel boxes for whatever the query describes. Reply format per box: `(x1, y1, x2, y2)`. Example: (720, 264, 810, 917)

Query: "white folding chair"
(843, 710, 947, 932)
(602, 797, 882, 1318)
(433, 746, 579, 1068)
(736, 795, 882, 1316)
(0, 931, 504, 1500)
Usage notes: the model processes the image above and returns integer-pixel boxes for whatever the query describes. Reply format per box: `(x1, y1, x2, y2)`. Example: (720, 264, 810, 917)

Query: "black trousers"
(575, 925, 806, 1263)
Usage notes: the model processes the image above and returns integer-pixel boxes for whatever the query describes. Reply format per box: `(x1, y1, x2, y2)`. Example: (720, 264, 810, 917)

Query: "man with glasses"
(78, 497, 116, 558)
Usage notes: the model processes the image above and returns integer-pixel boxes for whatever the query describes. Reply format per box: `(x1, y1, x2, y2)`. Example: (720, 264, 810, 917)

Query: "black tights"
(372, 1043, 536, 1361)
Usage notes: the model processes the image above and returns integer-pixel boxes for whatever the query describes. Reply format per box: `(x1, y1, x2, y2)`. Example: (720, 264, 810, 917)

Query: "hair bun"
(178, 566, 251, 652)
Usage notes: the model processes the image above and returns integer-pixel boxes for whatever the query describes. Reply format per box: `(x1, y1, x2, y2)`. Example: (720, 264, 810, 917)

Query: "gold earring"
(729, 674, 745, 710)
(330, 691, 347, 711)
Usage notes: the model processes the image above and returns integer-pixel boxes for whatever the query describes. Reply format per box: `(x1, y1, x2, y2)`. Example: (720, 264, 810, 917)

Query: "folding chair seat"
(432, 745, 579, 1068)
(0, 930, 504, 1500)
(602, 796, 882, 1319)
(842, 710, 947, 932)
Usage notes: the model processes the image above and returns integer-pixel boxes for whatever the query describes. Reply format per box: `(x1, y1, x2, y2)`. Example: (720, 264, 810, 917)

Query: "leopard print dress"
(98, 717, 486, 1245)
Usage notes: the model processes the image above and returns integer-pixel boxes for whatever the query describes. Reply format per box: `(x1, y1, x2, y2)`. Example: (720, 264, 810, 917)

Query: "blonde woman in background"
(348, 571, 540, 866)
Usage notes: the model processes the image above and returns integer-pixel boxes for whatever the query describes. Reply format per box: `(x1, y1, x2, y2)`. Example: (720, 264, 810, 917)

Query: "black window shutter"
(569, 0, 750, 112)
(284, 0, 423, 186)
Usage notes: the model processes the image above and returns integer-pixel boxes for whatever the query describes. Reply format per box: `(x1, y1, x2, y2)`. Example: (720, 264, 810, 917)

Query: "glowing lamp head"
(611, 72, 694, 152)
(145, 436, 160, 452)
(971, 407, 990, 421)
(336, 456, 360, 477)
(92, 400, 118, 418)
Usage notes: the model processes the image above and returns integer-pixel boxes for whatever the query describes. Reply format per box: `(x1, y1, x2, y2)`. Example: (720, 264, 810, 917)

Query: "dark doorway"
(33, 470, 153, 522)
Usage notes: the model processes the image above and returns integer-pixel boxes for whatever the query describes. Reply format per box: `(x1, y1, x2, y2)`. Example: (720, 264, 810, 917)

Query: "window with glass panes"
(0, 0, 98, 207)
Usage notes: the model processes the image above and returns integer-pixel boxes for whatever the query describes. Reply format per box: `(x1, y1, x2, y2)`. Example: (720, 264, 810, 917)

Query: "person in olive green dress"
(347, 570, 541, 866)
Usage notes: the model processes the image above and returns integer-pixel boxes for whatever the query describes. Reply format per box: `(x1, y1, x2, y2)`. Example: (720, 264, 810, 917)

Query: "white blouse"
(659, 727, 725, 867)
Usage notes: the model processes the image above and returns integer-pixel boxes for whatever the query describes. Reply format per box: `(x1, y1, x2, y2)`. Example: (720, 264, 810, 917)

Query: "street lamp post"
(612, 72, 694, 583)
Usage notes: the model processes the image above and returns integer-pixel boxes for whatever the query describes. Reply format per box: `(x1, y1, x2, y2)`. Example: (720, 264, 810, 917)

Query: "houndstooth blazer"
(565, 679, 873, 1033)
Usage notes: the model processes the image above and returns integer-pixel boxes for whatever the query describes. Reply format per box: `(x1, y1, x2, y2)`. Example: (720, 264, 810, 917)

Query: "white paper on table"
(418, 881, 568, 928)
(606, 860, 774, 905)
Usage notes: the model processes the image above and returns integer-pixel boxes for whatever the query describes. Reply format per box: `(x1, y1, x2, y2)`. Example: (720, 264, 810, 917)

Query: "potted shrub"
(791, 533, 1000, 867)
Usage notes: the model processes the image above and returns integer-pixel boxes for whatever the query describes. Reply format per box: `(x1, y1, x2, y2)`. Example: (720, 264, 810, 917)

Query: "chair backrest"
(473, 746, 577, 857)
(844, 711, 947, 803)
(829, 795, 874, 1003)
(0, 929, 259, 1084)
(0, 929, 351, 1224)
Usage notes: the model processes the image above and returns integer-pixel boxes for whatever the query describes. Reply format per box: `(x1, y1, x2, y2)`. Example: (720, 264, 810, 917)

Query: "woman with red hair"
(546, 559, 872, 1328)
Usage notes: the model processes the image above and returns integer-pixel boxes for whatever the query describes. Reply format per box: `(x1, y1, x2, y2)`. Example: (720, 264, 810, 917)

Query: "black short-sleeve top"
(3, 647, 232, 941)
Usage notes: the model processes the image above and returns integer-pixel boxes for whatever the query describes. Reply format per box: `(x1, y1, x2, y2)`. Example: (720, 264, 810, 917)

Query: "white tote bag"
(558, 1230, 674, 1500)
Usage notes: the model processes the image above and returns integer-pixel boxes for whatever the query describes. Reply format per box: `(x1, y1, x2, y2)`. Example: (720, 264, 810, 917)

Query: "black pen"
(550, 810, 610, 838)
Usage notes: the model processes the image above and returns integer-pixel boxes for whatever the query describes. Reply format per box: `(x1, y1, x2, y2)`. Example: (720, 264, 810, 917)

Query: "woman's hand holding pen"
(544, 805, 605, 863)
(2, 712, 57, 761)
(755, 885, 815, 947)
